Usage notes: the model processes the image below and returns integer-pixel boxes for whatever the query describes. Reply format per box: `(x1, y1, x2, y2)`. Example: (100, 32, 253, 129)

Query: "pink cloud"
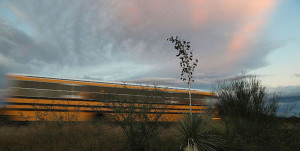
(228, 0, 275, 52)
(107, 0, 210, 32)
(229, 20, 261, 52)
(108, 0, 276, 41)
(187, 0, 208, 29)
(105, 0, 278, 75)
(2, 0, 280, 83)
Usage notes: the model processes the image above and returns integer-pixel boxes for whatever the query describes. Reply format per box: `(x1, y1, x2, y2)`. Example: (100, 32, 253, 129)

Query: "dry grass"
(0, 122, 124, 151)
(0, 119, 298, 151)
(0, 121, 192, 151)
(0, 122, 179, 151)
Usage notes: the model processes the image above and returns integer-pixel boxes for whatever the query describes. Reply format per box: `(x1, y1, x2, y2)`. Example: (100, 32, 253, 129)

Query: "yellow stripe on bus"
(7, 74, 213, 95)
(2, 110, 95, 121)
(2, 105, 206, 114)
(4, 98, 207, 110)
(1, 110, 201, 122)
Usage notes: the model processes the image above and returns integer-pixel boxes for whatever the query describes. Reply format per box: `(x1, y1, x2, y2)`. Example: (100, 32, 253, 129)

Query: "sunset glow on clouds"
(0, 0, 299, 111)
(112, 0, 276, 47)
(100, 0, 279, 75)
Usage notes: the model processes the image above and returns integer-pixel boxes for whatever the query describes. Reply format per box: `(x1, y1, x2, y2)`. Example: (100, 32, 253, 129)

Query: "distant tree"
(167, 36, 198, 115)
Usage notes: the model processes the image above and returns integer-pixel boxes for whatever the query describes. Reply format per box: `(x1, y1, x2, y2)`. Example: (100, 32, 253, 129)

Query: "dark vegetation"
(214, 74, 300, 151)
(0, 75, 299, 151)
(105, 88, 169, 151)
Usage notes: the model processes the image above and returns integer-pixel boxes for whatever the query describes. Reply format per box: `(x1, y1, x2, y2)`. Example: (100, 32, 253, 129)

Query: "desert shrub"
(106, 87, 168, 151)
(214, 74, 289, 151)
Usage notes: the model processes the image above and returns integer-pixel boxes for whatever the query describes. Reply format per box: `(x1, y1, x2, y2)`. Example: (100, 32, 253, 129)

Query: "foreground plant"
(172, 114, 226, 151)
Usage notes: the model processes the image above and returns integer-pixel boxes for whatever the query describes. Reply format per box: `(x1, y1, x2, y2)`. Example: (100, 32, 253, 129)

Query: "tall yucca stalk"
(167, 36, 198, 115)
(173, 114, 226, 151)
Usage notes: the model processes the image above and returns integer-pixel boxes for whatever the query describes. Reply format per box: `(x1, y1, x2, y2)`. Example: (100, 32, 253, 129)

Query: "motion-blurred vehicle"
(0, 74, 219, 122)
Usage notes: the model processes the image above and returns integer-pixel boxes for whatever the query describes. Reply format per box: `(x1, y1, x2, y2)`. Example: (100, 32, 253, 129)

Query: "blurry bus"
(0, 74, 219, 122)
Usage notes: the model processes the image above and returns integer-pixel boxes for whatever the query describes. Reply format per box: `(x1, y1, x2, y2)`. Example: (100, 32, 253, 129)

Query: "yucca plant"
(172, 114, 226, 151)
(167, 36, 198, 115)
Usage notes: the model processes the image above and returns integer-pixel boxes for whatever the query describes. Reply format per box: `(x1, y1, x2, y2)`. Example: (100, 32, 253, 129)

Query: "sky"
(0, 0, 299, 115)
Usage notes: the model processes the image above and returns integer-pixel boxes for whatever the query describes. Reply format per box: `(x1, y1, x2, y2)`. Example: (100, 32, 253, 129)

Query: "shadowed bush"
(106, 87, 168, 151)
(214, 74, 299, 151)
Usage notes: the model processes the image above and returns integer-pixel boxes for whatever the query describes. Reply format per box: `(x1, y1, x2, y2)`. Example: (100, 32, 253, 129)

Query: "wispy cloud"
(0, 0, 280, 88)
(228, 0, 275, 52)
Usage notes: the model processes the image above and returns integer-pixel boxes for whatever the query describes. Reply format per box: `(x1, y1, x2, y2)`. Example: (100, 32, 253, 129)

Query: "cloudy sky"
(0, 0, 299, 114)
